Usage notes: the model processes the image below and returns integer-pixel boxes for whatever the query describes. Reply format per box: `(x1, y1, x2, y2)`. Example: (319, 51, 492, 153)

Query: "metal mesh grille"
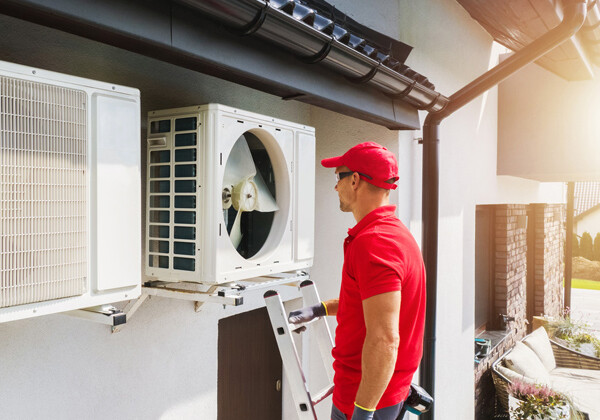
(0, 76, 87, 308)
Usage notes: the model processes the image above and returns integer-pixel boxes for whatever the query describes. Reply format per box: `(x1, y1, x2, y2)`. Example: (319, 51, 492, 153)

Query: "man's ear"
(351, 173, 360, 190)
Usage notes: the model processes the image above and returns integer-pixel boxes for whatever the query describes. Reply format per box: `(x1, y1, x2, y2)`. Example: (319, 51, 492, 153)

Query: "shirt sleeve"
(352, 232, 405, 301)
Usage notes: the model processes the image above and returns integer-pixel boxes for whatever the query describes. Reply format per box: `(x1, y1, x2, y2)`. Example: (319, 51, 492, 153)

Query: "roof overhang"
(457, 0, 600, 81)
(0, 0, 447, 130)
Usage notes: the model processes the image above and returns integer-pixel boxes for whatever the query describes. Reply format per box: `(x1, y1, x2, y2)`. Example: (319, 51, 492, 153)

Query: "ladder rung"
(312, 384, 334, 406)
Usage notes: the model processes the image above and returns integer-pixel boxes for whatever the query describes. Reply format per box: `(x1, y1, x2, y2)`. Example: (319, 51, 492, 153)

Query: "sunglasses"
(335, 171, 373, 182)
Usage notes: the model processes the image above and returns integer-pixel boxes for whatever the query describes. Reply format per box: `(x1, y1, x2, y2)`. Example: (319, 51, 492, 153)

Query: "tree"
(580, 232, 594, 260)
(573, 233, 580, 257)
(594, 233, 600, 262)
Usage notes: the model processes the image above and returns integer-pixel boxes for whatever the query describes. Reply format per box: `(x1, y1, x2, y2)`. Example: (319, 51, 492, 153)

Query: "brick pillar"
(475, 205, 529, 420)
(494, 204, 528, 335)
(531, 203, 565, 319)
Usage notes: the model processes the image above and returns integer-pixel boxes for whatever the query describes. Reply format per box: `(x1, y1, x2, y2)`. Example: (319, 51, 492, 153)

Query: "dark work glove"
(351, 404, 375, 420)
(288, 302, 327, 324)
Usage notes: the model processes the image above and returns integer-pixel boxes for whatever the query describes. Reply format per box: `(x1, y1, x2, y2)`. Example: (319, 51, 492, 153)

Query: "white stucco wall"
(498, 54, 600, 182)
(395, 1, 565, 419)
(575, 210, 600, 237)
(0, 1, 570, 420)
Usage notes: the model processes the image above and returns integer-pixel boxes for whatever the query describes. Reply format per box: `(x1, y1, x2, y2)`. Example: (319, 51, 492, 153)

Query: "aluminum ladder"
(264, 279, 334, 420)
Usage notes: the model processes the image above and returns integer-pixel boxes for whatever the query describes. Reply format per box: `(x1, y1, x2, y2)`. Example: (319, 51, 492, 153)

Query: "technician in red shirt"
(289, 142, 426, 420)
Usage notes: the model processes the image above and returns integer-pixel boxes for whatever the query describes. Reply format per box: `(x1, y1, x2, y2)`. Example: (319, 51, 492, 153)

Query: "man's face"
(335, 166, 353, 212)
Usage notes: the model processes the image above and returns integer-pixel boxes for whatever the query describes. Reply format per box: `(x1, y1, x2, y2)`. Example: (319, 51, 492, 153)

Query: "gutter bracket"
(389, 79, 417, 100)
(236, 1, 270, 36)
(346, 61, 381, 84)
(301, 36, 334, 64)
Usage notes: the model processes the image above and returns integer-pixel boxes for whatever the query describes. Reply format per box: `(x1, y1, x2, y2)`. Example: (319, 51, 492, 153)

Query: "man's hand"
(288, 302, 327, 324)
(351, 403, 375, 420)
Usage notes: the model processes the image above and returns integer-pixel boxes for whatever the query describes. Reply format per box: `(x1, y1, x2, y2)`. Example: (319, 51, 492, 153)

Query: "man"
(288, 142, 426, 420)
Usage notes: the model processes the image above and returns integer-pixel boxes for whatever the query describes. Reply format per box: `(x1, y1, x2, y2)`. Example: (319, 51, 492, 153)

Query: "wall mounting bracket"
(63, 305, 126, 328)
(110, 271, 310, 333)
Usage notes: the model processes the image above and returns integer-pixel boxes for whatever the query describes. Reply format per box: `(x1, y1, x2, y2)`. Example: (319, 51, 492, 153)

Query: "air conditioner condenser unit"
(145, 104, 315, 285)
(0, 60, 142, 323)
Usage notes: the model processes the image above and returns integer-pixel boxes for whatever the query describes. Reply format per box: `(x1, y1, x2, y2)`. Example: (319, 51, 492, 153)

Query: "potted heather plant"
(507, 380, 575, 420)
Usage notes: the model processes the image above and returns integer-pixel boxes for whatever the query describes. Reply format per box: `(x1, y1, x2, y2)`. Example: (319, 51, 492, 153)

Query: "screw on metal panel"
(222, 304, 226, 310)
(32, 70, 36, 74)
(112, 86, 116, 90)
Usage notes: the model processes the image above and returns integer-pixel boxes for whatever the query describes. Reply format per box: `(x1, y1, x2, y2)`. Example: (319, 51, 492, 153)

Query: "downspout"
(565, 181, 575, 311)
(419, 2, 587, 419)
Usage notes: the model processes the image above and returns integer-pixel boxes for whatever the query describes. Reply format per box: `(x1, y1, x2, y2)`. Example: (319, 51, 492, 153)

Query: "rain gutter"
(419, 2, 587, 419)
(175, 0, 449, 112)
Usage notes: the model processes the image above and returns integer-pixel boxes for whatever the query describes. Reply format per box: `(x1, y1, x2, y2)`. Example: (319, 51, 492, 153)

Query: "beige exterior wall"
(498, 55, 600, 182)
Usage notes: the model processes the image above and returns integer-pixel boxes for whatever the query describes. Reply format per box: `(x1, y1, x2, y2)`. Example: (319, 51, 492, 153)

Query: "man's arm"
(354, 290, 401, 410)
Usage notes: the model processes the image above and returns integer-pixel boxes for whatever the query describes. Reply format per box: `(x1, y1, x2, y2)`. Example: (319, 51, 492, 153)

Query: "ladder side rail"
(264, 290, 318, 420)
(299, 280, 335, 383)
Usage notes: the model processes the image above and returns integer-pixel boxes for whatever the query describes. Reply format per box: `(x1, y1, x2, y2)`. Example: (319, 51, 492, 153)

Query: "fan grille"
(0, 76, 87, 308)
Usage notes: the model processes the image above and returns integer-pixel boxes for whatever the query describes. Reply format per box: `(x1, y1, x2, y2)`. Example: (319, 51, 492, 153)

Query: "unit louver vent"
(0, 77, 87, 308)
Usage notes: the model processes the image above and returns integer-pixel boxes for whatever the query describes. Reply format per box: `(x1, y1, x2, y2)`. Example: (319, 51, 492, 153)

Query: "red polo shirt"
(331, 205, 426, 416)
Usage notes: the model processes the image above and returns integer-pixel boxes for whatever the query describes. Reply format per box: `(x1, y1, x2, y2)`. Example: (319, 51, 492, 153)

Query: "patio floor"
(571, 288, 600, 333)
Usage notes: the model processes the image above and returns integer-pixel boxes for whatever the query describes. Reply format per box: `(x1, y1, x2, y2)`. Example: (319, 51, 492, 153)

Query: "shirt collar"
(347, 205, 397, 238)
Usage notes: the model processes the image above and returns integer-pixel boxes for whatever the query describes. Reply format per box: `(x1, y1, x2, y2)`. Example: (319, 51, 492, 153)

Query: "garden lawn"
(572, 278, 600, 291)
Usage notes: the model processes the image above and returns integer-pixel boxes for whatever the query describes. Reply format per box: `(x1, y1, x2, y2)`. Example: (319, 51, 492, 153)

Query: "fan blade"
(223, 135, 257, 187)
(253, 169, 279, 212)
(230, 209, 243, 248)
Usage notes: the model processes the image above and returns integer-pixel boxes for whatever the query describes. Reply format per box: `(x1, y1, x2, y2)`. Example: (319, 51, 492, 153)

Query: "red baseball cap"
(321, 142, 398, 190)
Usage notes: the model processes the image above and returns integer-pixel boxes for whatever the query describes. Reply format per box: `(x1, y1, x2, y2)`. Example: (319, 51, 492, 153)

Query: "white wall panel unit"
(145, 104, 315, 284)
(94, 94, 141, 291)
(0, 60, 141, 323)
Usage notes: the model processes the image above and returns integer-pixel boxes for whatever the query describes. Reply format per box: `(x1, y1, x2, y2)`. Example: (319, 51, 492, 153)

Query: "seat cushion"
(504, 341, 550, 381)
(523, 327, 556, 371)
(496, 365, 545, 386)
(549, 367, 600, 420)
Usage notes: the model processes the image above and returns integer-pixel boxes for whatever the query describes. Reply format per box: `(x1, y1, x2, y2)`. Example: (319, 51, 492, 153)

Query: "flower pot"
(508, 395, 570, 420)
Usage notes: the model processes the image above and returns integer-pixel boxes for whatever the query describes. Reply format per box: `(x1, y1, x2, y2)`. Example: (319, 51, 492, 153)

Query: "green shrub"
(545, 310, 600, 358)
(580, 232, 594, 260)
(594, 233, 600, 262)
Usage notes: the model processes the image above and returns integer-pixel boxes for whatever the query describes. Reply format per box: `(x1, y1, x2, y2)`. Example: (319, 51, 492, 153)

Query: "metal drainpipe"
(565, 181, 575, 310)
(419, 2, 587, 419)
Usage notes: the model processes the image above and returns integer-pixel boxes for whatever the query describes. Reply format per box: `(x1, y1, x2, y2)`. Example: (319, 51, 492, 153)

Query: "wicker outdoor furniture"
(492, 327, 600, 419)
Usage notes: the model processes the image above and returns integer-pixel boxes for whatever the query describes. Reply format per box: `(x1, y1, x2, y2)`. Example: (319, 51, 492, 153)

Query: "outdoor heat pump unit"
(145, 104, 315, 284)
(0, 60, 142, 323)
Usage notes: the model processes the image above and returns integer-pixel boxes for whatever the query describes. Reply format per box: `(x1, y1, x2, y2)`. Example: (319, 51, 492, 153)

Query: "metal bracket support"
(142, 283, 244, 306)
(71, 271, 309, 333)
(64, 305, 126, 327)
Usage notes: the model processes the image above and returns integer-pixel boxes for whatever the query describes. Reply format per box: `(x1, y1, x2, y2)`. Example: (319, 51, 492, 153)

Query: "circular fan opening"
(222, 132, 277, 259)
